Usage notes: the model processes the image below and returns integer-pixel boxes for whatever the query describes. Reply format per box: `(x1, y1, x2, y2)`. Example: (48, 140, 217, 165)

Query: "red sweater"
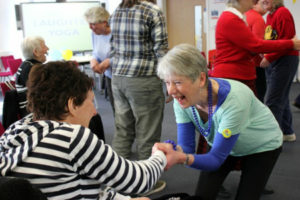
(211, 11, 294, 80)
(245, 9, 265, 66)
(264, 6, 299, 63)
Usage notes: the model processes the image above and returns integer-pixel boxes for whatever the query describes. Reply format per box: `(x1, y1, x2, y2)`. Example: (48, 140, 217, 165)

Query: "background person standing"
(109, 0, 168, 161)
(84, 6, 115, 114)
(245, 0, 267, 102)
(260, 0, 299, 142)
(109, 0, 168, 194)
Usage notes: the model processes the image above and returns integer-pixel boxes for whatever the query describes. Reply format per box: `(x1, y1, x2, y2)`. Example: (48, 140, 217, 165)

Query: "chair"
(0, 55, 14, 71)
(0, 80, 21, 130)
(0, 58, 22, 82)
(0, 122, 5, 136)
(208, 49, 217, 70)
(8, 58, 22, 75)
(0, 80, 15, 96)
(207, 49, 216, 76)
(2, 89, 21, 129)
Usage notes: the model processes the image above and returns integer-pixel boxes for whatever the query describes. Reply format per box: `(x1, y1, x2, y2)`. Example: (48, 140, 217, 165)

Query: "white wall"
(205, 0, 226, 51)
(0, 0, 23, 58)
(285, 0, 300, 36)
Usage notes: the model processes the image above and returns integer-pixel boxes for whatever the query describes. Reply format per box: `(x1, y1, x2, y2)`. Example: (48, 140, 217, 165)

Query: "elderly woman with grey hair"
(260, 0, 298, 142)
(15, 36, 106, 142)
(155, 44, 283, 200)
(16, 36, 49, 117)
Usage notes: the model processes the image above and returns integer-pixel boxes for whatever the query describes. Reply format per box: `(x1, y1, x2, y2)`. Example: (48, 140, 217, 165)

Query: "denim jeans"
(265, 55, 299, 135)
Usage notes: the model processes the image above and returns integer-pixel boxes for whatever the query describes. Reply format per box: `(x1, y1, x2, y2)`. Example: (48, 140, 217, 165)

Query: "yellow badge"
(222, 129, 232, 139)
(264, 25, 278, 40)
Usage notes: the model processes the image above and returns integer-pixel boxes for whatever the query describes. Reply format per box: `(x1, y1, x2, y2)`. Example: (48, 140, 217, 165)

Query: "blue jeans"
(112, 75, 165, 160)
(265, 55, 299, 135)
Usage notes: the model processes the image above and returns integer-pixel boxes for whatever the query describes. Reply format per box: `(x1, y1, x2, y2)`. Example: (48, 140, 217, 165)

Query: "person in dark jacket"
(14, 36, 105, 141)
(16, 36, 48, 117)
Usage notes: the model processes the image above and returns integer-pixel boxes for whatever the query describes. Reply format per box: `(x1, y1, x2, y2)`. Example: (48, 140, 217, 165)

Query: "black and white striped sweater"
(0, 115, 166, 200)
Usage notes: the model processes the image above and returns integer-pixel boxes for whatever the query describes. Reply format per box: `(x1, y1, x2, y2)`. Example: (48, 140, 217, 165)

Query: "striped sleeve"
(69, 126, 167, 194)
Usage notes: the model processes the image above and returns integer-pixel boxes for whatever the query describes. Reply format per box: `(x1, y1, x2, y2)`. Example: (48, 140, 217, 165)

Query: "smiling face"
(165, 73, 206, 108)
(34, 41, 49, 63)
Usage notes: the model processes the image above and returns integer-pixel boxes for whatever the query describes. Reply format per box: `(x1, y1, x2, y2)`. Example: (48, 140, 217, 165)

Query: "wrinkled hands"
(91, 58, 110, 74)
(152, 143, 185, 171)
(260, 57, 270, 68)
(292, 35, 300, 50)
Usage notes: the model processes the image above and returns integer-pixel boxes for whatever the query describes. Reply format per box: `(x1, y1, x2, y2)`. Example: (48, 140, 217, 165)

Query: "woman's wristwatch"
(183, 154, 190, 165)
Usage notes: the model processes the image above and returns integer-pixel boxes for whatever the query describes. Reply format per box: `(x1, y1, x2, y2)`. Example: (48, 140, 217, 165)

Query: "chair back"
(8, 58, 22, 75)
(208, 49, 217, 70)
(0, 81, 16, 96)
(2, 89, 21, 129)
(0, 122, 5, 136)
(0, 55, 14, 71)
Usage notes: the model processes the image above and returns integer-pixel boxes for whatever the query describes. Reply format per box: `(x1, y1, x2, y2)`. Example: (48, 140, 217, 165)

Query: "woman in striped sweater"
(0, 61, 178, 200)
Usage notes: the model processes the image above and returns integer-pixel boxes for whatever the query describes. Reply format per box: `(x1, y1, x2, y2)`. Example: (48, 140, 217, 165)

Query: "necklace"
(191, 79, 213, 137)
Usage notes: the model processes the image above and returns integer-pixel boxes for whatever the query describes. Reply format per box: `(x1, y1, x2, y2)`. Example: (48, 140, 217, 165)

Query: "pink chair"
(0, 80, 16, 96)
(0, 122, 5, 136)
(8, 58, 22, 75)
(0, 58, 22, 82)
(0, 55, 14, 71)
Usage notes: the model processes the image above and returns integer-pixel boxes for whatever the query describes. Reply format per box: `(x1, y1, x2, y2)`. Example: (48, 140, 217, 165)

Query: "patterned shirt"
(109, 1, 168, 77)
(0, 115, 167, 200)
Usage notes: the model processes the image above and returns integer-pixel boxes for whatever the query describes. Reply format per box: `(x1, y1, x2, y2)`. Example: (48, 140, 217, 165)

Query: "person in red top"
(211, 0, 300, 94)
(245, 0, 267, 102)
(260, 0, 299, 142)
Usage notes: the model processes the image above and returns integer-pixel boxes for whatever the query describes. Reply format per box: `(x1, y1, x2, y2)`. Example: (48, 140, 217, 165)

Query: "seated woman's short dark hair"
(27, 61, 94, 121)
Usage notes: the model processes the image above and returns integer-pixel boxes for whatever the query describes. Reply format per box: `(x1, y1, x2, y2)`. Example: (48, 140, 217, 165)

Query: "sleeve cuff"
(152, 150, 167, 168)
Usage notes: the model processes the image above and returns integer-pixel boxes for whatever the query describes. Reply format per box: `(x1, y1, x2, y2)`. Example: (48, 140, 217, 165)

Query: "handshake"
(152, 140, 194, 170)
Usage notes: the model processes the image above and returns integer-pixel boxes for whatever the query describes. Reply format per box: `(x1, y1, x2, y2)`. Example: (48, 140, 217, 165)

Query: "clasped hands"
(152, 142, 187, 171)
(91, 58, 110, 74)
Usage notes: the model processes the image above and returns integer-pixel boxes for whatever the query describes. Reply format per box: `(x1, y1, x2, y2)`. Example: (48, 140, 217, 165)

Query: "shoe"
(283, 133, 296, 142)
(293, 102, 300, 109)
(261, 187, 274, 195)
(217, 185, 231, 199)
(141, 180, 166, 196)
